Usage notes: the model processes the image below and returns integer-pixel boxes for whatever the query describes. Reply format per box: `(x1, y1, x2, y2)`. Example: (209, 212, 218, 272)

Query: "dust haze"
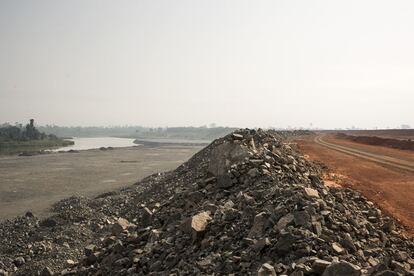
(1, 0, 413, 129)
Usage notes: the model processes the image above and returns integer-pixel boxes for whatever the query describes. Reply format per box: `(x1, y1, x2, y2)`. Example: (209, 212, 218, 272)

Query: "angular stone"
(322, 261, 361, 276)
(312, 221, 323, 236)
(252, 238, 270, 252)
(248, 212, 269, 238)
(367, 257, 378, 267)
(304, 187, 319, 198)
(258, 263, 276, 276)
(247, 168, 260, 178)
(232, 133, 244, 140)
(208, 142, 249, 177)
(275, 213, 294, 231)
(275, 233, 296, 255)
(312, 259, 331, 274)
(182, 211, 212, 241)
(84, 244, 96, 256)
(217, 174, 234, 189)
(112, 218, 135, 235)
(141, 206, 153, 226)
(332, 242, 345, 254)
(340, 237, 356, 253)
(367, 263, 389, 275)
(293, 210, 311, 227)
(66, 259, 75, 265)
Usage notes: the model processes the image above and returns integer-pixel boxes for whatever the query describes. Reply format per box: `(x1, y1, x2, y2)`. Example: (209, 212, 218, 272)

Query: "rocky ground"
(0, 129, 413, 276)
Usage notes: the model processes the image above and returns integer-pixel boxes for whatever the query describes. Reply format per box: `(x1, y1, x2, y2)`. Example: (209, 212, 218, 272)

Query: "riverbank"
(0, 138, 74, 155)
(0, 144, 202, 220)
(133, 138, 210, 147)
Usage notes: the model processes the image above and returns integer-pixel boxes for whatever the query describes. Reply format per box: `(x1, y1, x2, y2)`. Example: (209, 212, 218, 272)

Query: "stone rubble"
(0, 129, 413, 275)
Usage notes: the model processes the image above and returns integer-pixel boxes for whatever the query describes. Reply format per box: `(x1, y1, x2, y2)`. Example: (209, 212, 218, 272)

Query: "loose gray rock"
(0, 129, 412, 275)
(322, 261, 361, 276)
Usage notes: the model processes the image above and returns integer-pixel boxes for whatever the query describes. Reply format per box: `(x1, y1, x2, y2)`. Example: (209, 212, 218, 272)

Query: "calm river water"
(54, 137, 137, 151)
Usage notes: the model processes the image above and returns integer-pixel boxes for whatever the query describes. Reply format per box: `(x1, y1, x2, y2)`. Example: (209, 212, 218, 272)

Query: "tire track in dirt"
(315, 134, 414, 173)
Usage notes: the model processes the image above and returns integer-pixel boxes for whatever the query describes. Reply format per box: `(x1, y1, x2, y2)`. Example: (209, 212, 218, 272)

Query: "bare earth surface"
(293, 133, 414, 234)
(0, 145, 202, 220)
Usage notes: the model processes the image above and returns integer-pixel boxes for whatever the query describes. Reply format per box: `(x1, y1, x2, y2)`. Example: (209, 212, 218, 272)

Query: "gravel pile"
(0, 129, 413, 276)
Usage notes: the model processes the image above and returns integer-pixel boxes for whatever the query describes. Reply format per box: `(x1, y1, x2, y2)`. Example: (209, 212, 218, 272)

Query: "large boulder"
(322, 261, 361, 276)
(207, 140, 249, 177)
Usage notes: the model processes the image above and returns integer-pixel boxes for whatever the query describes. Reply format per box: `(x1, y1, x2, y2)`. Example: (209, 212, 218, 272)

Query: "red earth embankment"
(336, 133, 414, 151)
(293, 134, 414, 234)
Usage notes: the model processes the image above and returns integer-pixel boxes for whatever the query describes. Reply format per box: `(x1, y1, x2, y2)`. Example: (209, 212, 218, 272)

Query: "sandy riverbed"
(0, 145, 202, 220)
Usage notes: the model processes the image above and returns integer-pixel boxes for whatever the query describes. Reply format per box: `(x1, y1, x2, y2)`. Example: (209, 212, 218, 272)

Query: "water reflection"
(53, 137, 137, 151)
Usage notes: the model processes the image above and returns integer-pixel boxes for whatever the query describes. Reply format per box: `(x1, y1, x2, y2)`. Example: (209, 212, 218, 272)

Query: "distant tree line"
(0, 120, 58, 142)
(135, 126, 237, 140)
(37, 125, 148, 138)
(2, 122, 316, 142)
(36, 125, 237, 140)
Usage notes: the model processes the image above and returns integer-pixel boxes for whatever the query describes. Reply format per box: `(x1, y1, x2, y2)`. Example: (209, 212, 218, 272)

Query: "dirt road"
(315, 134, 414, 172)
(0, 145, 202, 220)
(295, 134, 414, 234)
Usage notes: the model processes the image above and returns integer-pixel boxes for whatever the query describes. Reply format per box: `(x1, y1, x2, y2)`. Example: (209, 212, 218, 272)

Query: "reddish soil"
(336, 133, 414, 151)
(341, 129, 414, 140)
(294, 134, 414, 235)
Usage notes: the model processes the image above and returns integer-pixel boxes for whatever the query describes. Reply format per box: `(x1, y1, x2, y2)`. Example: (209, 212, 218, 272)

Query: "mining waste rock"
(0, 129, 413, 275)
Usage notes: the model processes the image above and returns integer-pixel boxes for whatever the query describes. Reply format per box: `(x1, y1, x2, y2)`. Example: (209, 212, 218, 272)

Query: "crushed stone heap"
(0, 129, 413, 276)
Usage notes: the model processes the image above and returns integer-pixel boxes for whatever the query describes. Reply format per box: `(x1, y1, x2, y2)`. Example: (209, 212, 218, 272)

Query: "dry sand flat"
(0, 145, 202, 220)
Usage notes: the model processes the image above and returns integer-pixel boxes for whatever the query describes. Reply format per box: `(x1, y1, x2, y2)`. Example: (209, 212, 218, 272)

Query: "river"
(53, 137, 137, 151)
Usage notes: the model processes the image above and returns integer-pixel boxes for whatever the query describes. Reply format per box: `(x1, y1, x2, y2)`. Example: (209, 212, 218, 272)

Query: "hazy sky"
(1, 1, 413, 129)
